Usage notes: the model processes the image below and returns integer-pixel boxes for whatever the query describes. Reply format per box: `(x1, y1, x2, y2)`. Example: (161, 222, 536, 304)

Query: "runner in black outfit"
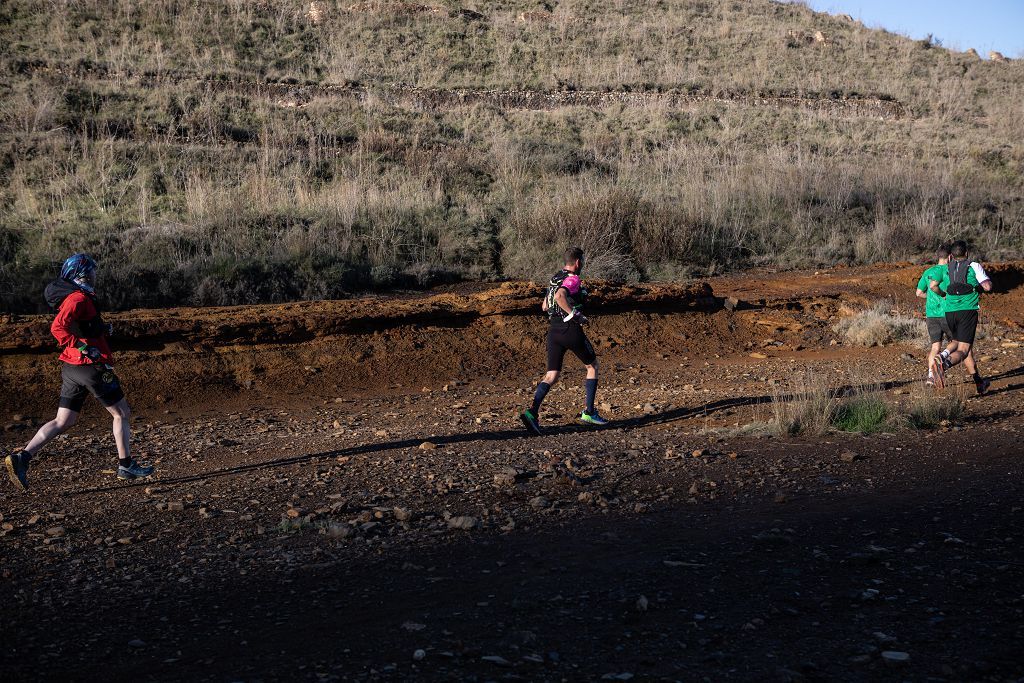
(520, 247, 608, 435)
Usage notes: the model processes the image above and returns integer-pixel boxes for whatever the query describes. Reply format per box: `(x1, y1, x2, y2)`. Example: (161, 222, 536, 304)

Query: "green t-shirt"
(916, 264, 947, 318)
(933, 260, 989, 312)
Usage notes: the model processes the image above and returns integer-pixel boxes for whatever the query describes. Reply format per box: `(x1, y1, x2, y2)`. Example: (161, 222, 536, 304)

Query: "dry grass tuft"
(907, 386, 965, 429)
(770, 371, 839, 436)
(834, 302, 927, 347)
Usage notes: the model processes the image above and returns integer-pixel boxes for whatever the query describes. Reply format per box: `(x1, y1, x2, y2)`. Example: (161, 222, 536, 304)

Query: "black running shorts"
(59, 362, 125, 412)
(944, 309, 979, 345)
(926, 316, 953, 344)
(546, 324, 597, 372)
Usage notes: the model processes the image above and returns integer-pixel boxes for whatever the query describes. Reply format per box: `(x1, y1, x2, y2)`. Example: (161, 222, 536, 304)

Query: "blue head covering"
(60, 253, 97, 294)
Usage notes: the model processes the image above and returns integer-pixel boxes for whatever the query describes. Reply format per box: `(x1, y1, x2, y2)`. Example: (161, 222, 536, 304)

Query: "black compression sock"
(532, 382, 551, 414)
(119, 457, 133, 468)
(585, 378, 598, 415)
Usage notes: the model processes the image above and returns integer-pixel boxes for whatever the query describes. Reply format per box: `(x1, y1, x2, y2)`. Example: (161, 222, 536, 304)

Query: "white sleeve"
(971, 262, 989, 283)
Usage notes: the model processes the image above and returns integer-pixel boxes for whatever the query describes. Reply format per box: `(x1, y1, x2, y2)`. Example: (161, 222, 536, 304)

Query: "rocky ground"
(1, 263, 1023, 681)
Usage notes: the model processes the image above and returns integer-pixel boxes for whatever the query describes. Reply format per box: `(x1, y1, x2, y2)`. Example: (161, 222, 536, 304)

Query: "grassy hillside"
(1, 0, 1022, 311)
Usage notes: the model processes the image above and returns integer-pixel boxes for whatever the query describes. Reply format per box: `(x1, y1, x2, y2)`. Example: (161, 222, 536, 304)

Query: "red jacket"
(51, 290, 113, 365)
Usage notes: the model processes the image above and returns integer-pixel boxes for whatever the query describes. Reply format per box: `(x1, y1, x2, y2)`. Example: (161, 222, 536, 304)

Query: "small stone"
(749, 352, 768, 359)
(773, 492, 788, 503)
(481, 655, 510, 666)
(326, 523, 351, 539)
(166, 501, 184, 512)
(45, 526, 65, 537)
(692, 449, 705, 458)
(840, 450, 858, 463)
(286, 508, 303, 519)
(127, 639, 146, 648)
(724, 296, 740, 311)
(27, 515, 40, 525)
(393, 507, 412, 522)
(881, 651, 910, 664)
(447, 516, 477, 530)
(636, 595, 648, 612)
(419, 441, 437, 451)
(413, 649, 426, 661)
(493, 472, 516, 487)
(529, 496, 550, 510)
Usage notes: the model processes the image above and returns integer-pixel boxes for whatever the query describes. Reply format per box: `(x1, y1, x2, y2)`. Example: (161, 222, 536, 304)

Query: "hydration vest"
(44, 278, 108, 338)
(946, 259, 974, 296)
(545, 269, 587, 323)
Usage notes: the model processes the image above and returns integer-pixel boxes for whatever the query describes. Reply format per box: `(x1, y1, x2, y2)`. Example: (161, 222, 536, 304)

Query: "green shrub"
(833, 395, 889, 433)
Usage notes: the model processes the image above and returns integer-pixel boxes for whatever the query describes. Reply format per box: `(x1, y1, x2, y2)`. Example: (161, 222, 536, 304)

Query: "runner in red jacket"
(5, 254, 154, 492)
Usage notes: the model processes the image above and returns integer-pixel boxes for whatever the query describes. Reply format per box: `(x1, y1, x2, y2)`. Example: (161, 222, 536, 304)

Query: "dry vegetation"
(834, 301, 928, 347)
(1, 0, 1022, 310)
(769, 369, 966, 436)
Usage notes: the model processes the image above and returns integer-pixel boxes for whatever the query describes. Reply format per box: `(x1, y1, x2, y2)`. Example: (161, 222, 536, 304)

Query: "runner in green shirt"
(927, 240, 993, 393)
(915, 244, 962, 386)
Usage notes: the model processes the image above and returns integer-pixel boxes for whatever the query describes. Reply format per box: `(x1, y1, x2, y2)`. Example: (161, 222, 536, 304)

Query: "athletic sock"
(939, 350, 951, 360)
(585, 378, 598, 415)
(531, 382, 551, 414)
(20, 450, 32, 464)
(119, 457, 133, 469)
(973, 371, 983, 382)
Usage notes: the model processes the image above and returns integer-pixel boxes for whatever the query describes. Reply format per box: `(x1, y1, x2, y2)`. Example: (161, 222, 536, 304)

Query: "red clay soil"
(1, 263, 1022, 681)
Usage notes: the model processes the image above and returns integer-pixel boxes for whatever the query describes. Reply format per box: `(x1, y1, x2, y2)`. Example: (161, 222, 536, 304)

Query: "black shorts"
(926, 317, 953, 344)
(59, 363, 125, 412)
(945, 309, 979, 345)
(546, 324, 597, 372)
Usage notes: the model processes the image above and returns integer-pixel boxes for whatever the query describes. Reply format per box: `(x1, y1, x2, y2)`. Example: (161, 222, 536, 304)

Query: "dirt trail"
(2, 263, 1023, 681)
(2, 262, 1020, 416)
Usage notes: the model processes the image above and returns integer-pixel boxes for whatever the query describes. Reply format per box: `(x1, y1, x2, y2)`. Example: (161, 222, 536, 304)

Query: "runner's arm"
(915, 288, 927, 299)
(972, 263, 993, 292)
(928, 279, 945, 296)
(553, 288, 574, 316)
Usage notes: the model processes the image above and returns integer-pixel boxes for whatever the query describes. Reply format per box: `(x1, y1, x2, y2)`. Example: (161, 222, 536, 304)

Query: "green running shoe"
(520, 409, 543, 436)
(578, 411, 609, 426)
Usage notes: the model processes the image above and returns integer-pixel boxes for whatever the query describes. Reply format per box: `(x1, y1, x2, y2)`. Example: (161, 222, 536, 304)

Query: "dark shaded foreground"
(3, 447, 1022, 682)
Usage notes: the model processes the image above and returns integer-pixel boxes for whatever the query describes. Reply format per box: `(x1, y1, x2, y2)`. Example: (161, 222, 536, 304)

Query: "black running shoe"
(5, 451, 29, 492)
(520, 409, 543, 436)
(975, 378, 991, 396)
(117, 460, 155, 480)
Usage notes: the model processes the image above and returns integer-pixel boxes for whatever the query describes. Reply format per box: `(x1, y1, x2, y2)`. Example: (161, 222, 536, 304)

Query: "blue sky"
(807, 0, 1024, 57)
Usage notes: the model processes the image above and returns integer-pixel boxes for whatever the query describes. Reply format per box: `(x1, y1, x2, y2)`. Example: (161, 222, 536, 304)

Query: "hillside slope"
(1, 0, 1022, 310)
